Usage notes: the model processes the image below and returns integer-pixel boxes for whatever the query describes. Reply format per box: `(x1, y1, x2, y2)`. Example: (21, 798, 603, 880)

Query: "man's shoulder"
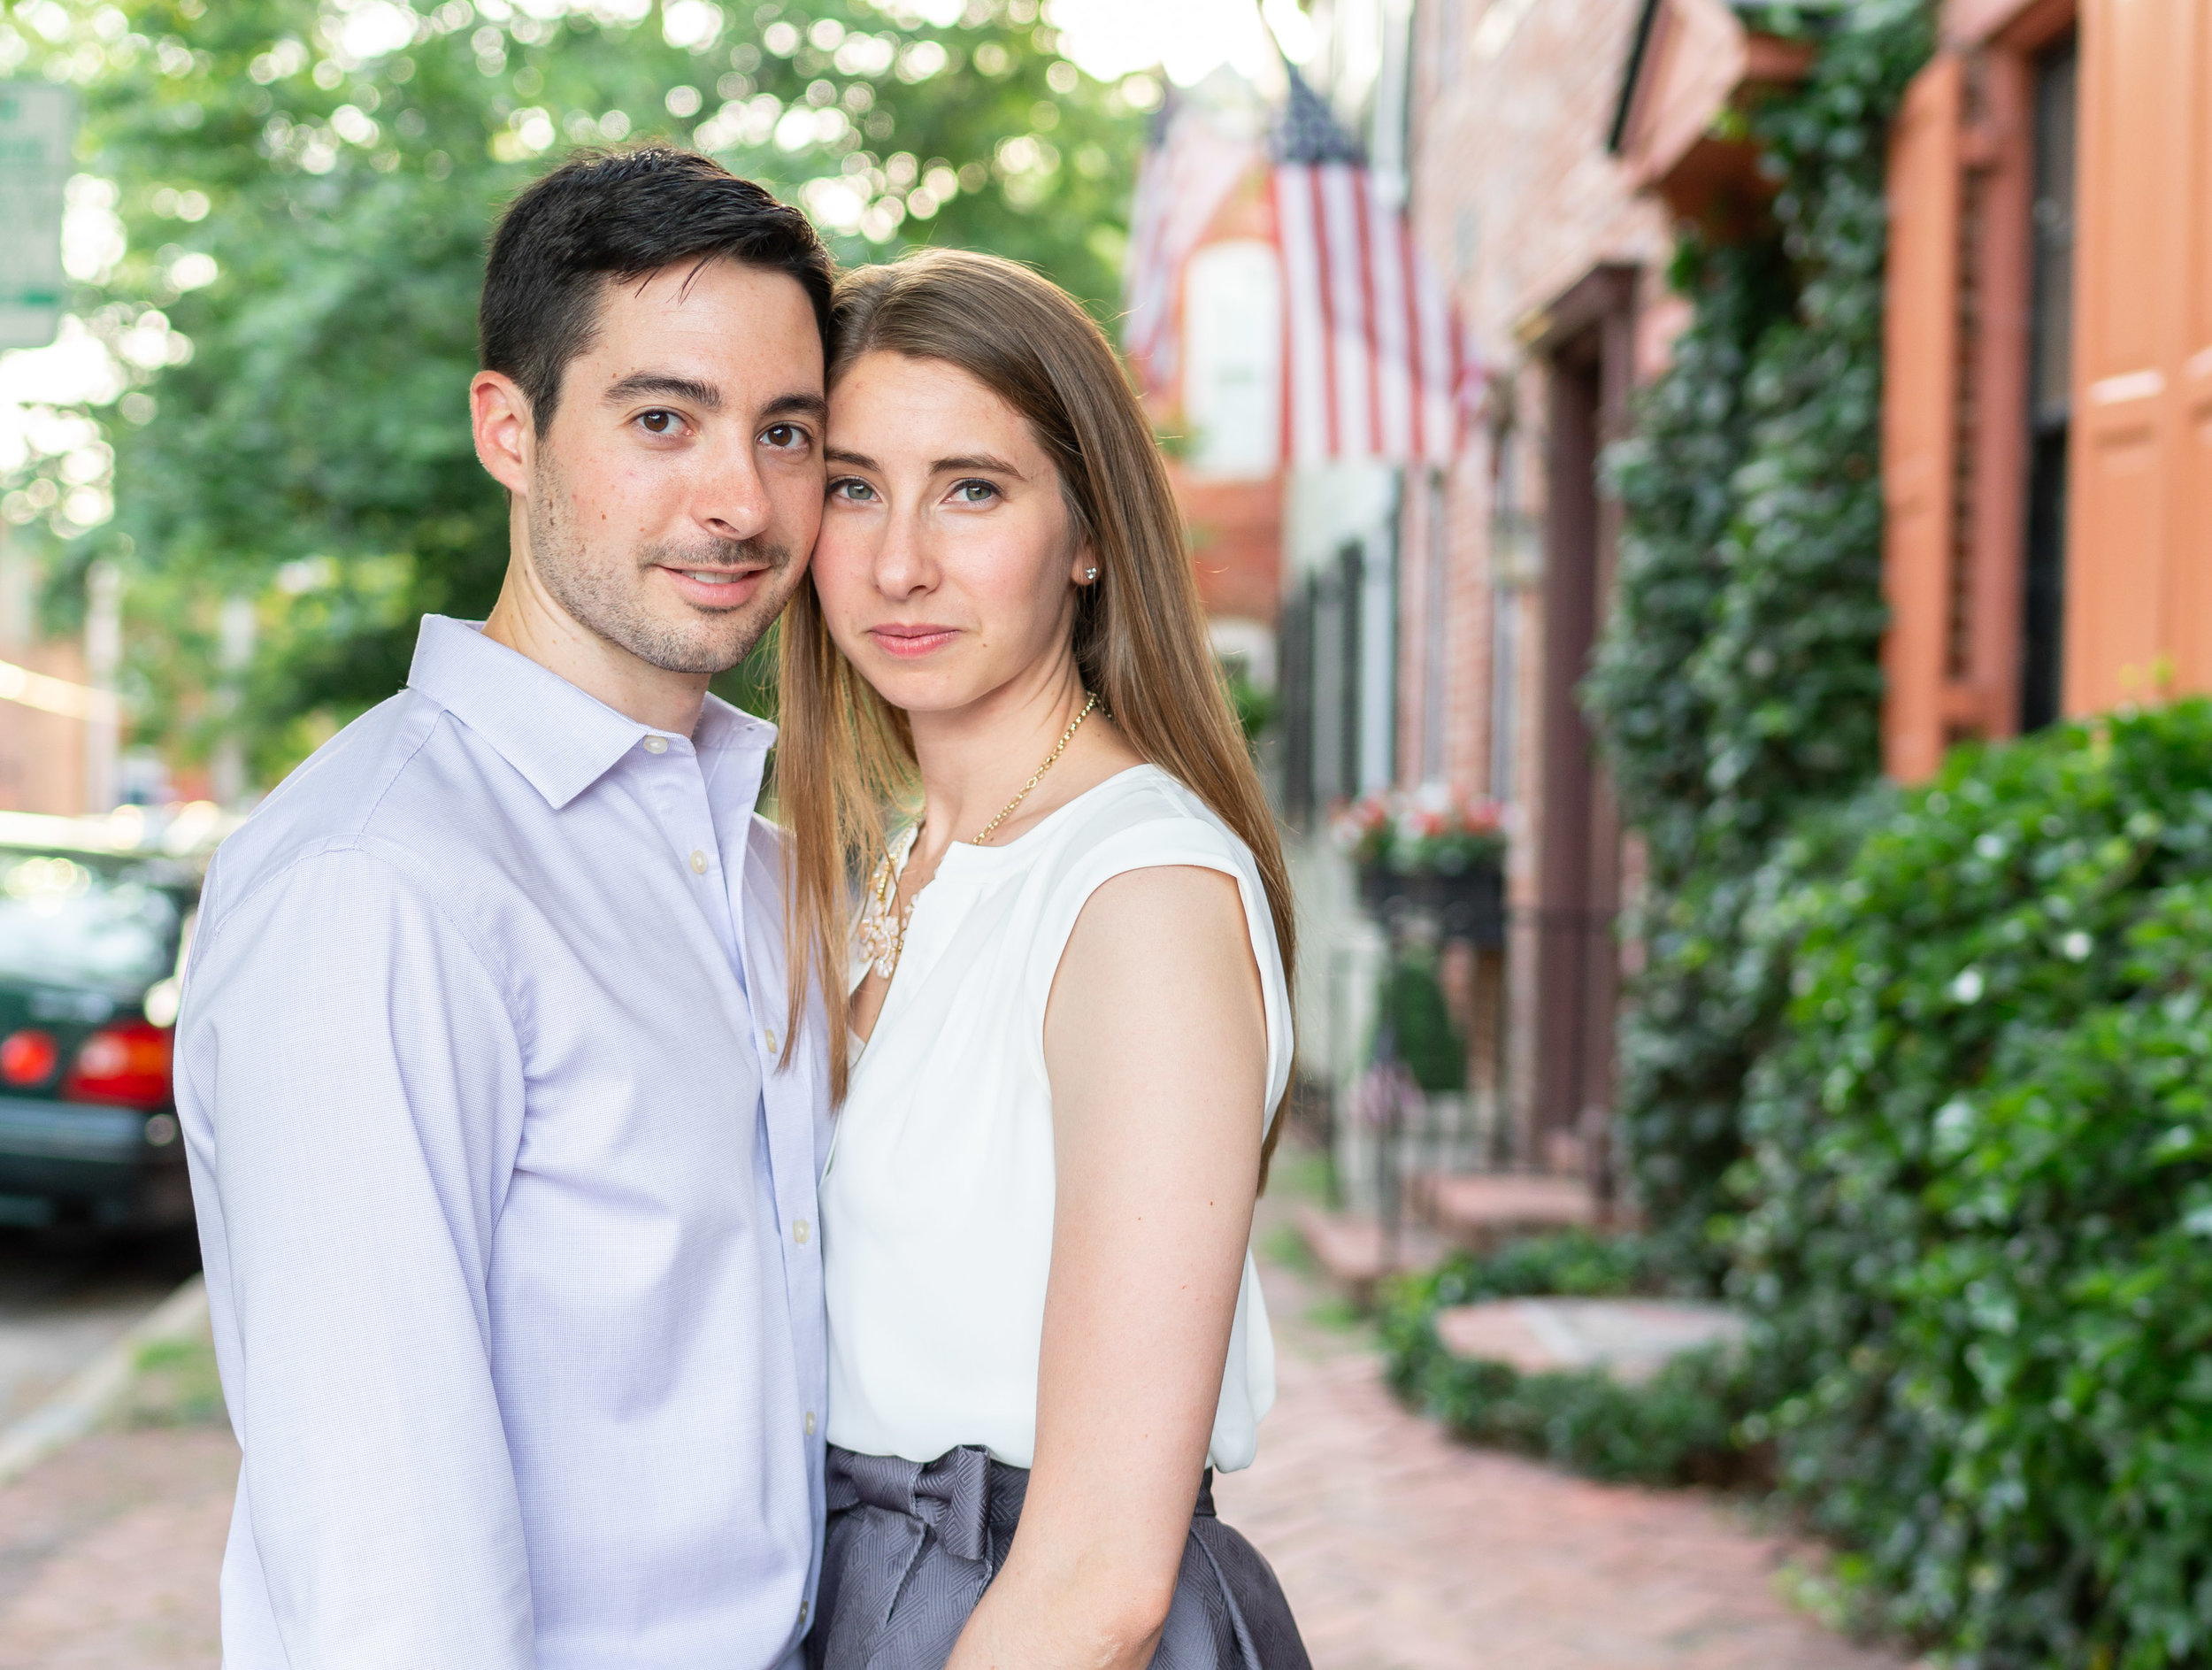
(206, 689, 469, 914)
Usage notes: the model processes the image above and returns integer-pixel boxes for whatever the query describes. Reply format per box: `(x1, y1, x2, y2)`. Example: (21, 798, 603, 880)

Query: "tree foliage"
(2, 0, 1148, 781)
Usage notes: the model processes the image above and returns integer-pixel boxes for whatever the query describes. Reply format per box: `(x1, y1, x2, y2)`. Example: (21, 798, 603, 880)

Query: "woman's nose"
(872, 512, 935, 596)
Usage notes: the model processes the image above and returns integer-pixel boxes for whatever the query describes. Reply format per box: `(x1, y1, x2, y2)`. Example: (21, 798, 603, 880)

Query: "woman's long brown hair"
(777, 248, 1299, 1181)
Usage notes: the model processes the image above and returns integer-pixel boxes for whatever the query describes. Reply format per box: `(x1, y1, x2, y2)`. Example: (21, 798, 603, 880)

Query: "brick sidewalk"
(1217, 1227, 1913, 1670)
(0, 1425, 233, 1670)
(0, 1243, 1909, 1670)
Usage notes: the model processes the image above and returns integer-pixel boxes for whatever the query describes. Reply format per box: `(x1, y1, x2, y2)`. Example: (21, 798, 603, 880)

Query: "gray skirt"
(809, 1444, 1310, 1670)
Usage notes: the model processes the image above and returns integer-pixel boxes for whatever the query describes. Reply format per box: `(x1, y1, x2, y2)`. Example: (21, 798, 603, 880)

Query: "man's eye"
(764, 423, 807, 449)
(638, 410, 681, 435)
(952, 480, 998, 504)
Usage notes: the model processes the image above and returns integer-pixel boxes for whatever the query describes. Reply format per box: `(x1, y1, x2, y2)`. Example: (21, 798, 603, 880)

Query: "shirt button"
(688, 850, 707, 874)
(764, 1026, 779, 1053)
(793, 1218, 810, 1244)
(804, 1410, 817, 1436)
(800, 1600, 810, 1628)
(641, 735, 668, 754)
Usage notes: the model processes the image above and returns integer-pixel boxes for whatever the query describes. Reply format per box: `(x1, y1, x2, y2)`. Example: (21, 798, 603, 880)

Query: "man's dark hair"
(480, 147, 833, 428)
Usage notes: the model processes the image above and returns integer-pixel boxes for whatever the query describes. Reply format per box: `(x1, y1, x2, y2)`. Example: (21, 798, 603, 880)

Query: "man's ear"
(471, 370, 534, 496)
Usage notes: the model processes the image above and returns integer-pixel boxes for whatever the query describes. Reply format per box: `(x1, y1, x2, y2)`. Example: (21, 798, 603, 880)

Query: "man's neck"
(481, 561, 710, 737)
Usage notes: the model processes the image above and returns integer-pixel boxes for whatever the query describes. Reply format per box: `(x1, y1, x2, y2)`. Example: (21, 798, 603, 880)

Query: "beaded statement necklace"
(855, 693, 1100, 981)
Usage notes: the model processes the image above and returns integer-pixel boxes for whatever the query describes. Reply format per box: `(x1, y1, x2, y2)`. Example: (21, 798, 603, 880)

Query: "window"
(1181, 240, 1283, 480)
(1488, 425, 1532, 804)
(1420, 469, 1450, 781)
(2019, 35, 2076, 733)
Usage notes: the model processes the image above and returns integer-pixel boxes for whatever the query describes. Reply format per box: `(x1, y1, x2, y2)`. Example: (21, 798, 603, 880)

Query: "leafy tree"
(1, 0, 1149, 782)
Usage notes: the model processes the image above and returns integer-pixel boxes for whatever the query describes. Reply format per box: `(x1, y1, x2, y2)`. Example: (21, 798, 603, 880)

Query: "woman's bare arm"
(943, 863, 1268, 1670)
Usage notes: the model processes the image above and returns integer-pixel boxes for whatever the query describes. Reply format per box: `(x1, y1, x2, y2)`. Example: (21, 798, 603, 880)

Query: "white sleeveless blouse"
(821, 765, 1289, 1473)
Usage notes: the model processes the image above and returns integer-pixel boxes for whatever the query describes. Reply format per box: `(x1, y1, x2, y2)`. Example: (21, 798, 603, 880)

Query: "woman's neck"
(907, 658, 1132, 858)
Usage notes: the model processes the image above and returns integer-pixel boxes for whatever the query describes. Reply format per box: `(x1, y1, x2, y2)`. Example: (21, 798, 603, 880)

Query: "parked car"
(0, 807, 223, 1232)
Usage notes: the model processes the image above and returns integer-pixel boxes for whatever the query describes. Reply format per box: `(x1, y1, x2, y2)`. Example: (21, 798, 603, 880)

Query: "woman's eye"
(831, 478, 877, 503)
(952, 480, 998, 504)
(637, 409, 681, 436)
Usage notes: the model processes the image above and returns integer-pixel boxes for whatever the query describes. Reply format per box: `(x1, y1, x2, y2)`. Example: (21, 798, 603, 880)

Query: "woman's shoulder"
(1013, 769, 1274, 928)
(1033, 764, 1256, 879)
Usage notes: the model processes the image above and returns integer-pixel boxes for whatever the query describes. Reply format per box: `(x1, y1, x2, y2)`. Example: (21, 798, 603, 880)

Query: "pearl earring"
(1084, 566, 1099, 582)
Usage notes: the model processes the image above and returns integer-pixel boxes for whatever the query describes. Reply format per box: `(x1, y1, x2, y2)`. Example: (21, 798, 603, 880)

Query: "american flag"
(1121, 69, 1469, 469)
(1270, 69, 1466, 466)
(1121, 92, 1264, 394)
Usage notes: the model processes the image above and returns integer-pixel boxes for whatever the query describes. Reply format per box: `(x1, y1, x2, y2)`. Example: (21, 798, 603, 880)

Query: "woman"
(777, 248, 1310, 1670)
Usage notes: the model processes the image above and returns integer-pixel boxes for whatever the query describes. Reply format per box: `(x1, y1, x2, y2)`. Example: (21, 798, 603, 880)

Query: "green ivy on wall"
(1579, 0, 1934, 1263)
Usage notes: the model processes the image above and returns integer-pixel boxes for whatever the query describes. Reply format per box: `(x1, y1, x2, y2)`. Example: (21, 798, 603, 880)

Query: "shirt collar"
(406, 615, 777, 811)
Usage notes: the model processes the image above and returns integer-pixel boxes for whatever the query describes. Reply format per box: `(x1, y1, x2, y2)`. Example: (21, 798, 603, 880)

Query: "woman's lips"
(867, 625, 961, 658)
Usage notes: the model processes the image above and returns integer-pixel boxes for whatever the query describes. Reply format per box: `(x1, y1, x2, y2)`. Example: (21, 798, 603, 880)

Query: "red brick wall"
(1400, 0, 1673, 1156)
(1399, 0, 1669, 817)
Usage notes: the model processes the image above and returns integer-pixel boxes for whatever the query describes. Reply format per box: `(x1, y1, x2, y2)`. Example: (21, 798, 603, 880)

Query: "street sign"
(0, 84, 78, 352)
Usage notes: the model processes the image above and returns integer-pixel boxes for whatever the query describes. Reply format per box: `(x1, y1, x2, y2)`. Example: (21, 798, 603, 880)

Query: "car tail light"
(1, 1029, 58, 1088)
(64, 1022, 173, 1109)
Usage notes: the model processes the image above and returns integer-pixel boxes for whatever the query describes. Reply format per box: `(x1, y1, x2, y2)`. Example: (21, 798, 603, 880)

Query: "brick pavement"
(0, 1236, 1909, 1670)
(1217, 1229, 1913, 1670)
(0, 1425, 232, 1670)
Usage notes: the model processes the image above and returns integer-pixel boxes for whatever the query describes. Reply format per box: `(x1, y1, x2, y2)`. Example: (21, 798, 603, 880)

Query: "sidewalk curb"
(0, 1274, 211, 1490)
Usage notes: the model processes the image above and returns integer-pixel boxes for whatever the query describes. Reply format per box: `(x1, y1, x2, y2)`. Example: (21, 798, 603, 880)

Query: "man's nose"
(695, 441, 772, 545)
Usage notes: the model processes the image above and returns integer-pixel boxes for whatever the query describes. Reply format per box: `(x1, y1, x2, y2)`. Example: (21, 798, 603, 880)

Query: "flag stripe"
(1274, 168, 1333, 468)
(1318, 165, 1371, 463)
(1271, 161, 1468, 467)
(1368, 183, 1414, 463)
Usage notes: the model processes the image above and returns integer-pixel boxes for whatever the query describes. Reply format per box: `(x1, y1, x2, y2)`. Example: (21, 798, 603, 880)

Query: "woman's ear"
(1071, 545, 1101, 588)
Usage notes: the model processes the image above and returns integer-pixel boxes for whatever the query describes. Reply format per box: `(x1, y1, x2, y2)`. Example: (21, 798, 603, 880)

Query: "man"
(176, 149, 834, 1668)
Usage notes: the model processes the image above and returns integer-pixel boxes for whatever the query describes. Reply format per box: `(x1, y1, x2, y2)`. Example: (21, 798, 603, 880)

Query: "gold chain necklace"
(972, 690, 1099, 845)
(856, 693, 1101, 980)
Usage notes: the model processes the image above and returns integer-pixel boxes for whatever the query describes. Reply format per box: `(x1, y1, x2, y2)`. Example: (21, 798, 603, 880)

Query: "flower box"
(1335, 789, 1508, 948)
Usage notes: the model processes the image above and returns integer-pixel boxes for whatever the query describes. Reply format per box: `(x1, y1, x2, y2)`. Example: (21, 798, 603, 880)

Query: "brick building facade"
(1391, 0, 1671, 1167)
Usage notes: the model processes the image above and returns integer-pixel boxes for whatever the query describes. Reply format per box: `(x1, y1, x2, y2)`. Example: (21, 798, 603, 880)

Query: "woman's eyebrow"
(932, 453, 1025, 477)
(826, 446, 879, 468)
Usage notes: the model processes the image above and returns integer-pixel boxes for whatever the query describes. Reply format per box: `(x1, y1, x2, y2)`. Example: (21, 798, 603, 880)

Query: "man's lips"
(866, 624, 961, 658)
(653, 564, 770, 607)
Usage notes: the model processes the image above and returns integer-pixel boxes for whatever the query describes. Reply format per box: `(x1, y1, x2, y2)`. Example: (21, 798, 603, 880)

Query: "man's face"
(521, 258, 826, 674)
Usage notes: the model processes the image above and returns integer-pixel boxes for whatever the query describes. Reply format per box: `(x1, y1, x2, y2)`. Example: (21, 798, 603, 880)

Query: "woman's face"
(812, 350, 1092, 717)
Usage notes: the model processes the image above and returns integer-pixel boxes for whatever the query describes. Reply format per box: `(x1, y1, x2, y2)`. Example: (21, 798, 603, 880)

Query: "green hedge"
(1378, 1232, 1763, 1485)
(1733, 699, 2212, 1667)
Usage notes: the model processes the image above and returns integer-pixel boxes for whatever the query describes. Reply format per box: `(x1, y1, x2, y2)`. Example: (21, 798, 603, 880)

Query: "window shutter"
(2067, 0, 2209, 710)
(1879, 53, 1964, 782)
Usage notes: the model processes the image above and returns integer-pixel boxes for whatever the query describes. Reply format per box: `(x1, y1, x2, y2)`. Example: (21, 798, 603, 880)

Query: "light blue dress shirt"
(176, 616, 830, 1670)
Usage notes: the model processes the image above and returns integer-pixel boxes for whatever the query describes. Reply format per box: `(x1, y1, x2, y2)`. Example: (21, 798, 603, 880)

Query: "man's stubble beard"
(526, 454, 798, 676)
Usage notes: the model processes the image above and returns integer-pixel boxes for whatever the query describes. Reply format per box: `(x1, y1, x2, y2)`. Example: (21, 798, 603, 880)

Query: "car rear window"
(0, 849, 188, 992)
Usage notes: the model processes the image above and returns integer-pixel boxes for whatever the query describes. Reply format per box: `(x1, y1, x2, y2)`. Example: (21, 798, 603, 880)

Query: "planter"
(1356, 861, 1504, 948)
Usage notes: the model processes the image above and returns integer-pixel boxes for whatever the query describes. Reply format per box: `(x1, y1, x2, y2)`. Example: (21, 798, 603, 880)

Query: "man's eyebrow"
(762, 390, 829, 422)
(604, 373, 722, 410)
(932, 452, 1026, 477)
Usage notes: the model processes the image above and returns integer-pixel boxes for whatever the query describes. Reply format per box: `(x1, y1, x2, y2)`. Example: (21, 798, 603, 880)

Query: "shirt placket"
(699, 743, 832, 1636)
(697, 731, 826, 1623)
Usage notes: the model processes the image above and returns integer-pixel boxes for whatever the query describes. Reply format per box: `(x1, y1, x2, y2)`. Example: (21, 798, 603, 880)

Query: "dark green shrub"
(1735, 699, 2212, 1666)
(1375, 957, 1465, 1094)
